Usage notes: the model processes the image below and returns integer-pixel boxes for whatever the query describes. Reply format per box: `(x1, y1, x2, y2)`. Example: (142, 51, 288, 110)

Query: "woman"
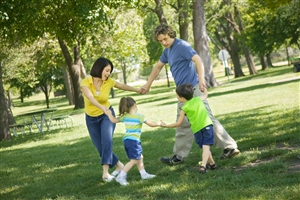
(80, 57, 139, 182)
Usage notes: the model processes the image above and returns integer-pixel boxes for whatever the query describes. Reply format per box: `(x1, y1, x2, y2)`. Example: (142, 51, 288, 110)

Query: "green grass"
(1, 65, 300, 200)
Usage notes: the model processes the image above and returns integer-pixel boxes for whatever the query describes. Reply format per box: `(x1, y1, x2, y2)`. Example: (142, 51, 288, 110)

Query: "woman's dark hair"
(153, 23, 176, 42)
(119, 97, 136, 116)
(90, 57, 114, 78)
(176, 84, 194, 100)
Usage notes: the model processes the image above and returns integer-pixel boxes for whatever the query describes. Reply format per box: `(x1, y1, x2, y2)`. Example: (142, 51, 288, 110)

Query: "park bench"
(290, 57, 300, 72)
(9, 121, 33, 137)
(53, 91, 66, 98)
(9, 124, 25, 136)
(50, 115, 74, 129)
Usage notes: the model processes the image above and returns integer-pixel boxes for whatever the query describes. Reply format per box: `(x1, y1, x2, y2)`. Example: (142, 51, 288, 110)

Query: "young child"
(105, 97, 161, 186)
(161, 84, 216, 173)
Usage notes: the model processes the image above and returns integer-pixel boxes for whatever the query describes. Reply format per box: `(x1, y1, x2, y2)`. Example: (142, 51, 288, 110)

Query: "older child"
(105, 97, 161, 186)
(161, 84, 216, 173)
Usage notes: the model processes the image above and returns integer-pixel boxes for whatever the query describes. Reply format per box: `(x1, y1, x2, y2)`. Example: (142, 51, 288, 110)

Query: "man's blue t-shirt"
(160, 38, 198, 87)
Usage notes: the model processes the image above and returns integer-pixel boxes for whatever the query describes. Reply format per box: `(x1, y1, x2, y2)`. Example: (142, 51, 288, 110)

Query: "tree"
(193, 0, 218, 87)
(137, 0, 171, 86)
(245, 0, 300, 68)
(206, 0, 262, 77)
(0, 0, 136, 140)
(0, 0, 135, 110)
(0, 42, 18, 141)
(33, 37, 65, 108)
(0, 59, 13, 141)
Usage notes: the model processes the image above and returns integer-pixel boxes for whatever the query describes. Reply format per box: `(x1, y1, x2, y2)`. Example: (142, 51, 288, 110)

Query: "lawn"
(1, 65, 299, 200)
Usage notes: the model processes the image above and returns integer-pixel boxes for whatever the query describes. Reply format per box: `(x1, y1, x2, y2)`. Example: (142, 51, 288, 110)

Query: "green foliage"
(0, 0, 136, 44)
(143, 12, 162, 63)
(244, 0, 300, 55)
(33, 36, 65, 95)
(83, 8, 148, 83)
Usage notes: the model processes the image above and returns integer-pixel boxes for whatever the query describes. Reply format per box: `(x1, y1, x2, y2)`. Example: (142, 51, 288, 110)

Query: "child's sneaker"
(141, 173, 156, 180)
(111, 170, 119, 177)
(116, 175, 129, 186)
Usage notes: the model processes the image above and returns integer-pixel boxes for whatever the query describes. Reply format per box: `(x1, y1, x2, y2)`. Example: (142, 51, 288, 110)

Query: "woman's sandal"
(206, 163, 217, 170)
(199, 166, 206, 174)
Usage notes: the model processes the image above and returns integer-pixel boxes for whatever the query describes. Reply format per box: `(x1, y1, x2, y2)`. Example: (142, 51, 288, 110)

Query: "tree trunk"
(40, 84, 51, 108)
(7, 90, 13, 108)
(214, 22, 244, 77)
(286, 46, 290, 65)
(260, 55, 268, 70)
(266, 54, 273, 67)
(154, 0, 168, 24)
(234, 5, 257, 75)
(0, 60, 12, 141)
(20, 86, 24, 103)
(243, 47, 257, 75)
(58, 37, 84, 109)
(62, 65, 74, 105)
(165, 66, 170, 87)
(178, 0, 189, 42)
(122, 61, 127, 84)
(230, 40, 244, 77)
(193, 0, 218, 87)
(153, 0, 170, 87)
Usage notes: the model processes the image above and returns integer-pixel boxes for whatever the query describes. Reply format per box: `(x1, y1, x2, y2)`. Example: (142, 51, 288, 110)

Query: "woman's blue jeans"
(85, 107, 119, 168)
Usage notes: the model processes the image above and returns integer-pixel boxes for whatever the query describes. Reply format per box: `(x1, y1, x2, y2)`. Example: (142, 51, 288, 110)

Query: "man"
(140, 24, 240, 165)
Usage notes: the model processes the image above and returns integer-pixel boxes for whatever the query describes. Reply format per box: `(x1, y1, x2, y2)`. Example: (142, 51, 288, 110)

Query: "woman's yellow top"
(80, 76, 116, 116)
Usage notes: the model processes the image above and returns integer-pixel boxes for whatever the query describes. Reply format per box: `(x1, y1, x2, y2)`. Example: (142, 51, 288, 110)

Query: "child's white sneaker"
(141, 173, 156, 180)
(111, 170, 119, 177)
(116, 175, 129, 186)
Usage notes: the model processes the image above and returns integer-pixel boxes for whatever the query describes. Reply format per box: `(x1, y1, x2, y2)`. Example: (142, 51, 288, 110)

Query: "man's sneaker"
(220, 148, 240, 159)
(141, 173, 156, 180)
(160, 155, 184, 165)
(116, 175, 129, 186)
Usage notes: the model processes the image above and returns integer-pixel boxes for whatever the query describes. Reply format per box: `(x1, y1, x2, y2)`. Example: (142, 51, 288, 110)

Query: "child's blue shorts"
(124, 139, 142, 160)
(194, 125, 214, 148)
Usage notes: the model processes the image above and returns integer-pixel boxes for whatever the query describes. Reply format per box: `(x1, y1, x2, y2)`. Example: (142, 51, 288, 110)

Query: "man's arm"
(192, 54, 206, 92)
(140, 60, 165, 94)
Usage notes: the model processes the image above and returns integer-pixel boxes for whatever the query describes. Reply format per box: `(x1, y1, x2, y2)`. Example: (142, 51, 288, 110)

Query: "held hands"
(139, 84, 150, 95)
(102, 106, 111, 115)
(160, 120, 167, 127)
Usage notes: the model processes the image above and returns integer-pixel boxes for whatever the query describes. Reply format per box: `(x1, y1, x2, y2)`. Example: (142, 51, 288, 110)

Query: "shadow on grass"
(209, 77, 300, 98)
(229, 66, 294, 83)
(0, 128, 177, 199)
(223, 106, 299, 148)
